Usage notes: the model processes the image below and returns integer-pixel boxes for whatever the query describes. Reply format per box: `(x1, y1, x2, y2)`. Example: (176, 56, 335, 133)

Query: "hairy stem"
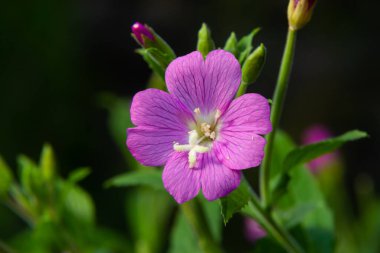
(260, 29, 297, 207)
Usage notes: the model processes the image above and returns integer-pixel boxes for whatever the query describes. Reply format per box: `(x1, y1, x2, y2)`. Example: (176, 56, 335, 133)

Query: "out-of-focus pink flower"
(131, 22, 154, 45)
(244, 218, 266, 243)
(302, 124, 338, 173)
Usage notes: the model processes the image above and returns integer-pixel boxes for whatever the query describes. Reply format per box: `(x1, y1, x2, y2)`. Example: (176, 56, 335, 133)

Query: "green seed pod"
(242, 44, 266, 84)
(197, 23, 215, 58)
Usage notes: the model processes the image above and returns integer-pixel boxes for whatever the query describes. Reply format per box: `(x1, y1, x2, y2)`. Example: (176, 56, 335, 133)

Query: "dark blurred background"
(1, 0, 379, 244)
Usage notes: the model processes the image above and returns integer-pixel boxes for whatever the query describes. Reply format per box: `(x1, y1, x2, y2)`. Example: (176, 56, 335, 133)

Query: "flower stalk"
(181, 199, 223, 253)
(260, 29, 297, 208)
(243, 193, 304, 253)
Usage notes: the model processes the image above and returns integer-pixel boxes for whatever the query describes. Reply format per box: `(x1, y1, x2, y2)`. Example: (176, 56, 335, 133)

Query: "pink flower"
(131, 22, 154, 45)
(127, 50, 272, 203)
(302, 124, 337, 173)
(244, 218, 266, 243)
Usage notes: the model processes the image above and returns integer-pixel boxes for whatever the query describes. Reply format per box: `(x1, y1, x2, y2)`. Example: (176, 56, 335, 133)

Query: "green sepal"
(137, 48, 172, 80)
(223, 32, 238, 57)
(144, 26, 176, 60)
(197, 23, 215, 58)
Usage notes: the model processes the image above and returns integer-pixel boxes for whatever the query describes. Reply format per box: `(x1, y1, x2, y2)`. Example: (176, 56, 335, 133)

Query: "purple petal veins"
(127, 49, 272, 203)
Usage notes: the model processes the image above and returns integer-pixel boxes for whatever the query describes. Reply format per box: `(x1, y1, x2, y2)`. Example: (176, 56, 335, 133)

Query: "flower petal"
(130, 88, 193, 130)
(163, 152, 202, 203)
(127, 127, 187, 166)
(214, 132, 266, 170)
(165, 50, 241, 114)
(221, 93, 272, 135)
(215, 93, 272, 170)
(200, 151, 241, 201)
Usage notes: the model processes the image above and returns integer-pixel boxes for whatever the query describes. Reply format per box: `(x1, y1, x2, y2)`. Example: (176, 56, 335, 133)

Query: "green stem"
(181, 199, 223, 253)
(244, 192, 304, 253)
(260, 29, 297, 207)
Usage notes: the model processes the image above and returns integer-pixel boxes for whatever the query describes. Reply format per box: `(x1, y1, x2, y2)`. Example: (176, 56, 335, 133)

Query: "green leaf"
(168, 210, 202, 253)
(18, 155, 42, 195)
(68, 167, 91, 183)
(126, 188, 174, 253)
(62, 183, 95, 224)
(283, 130, 368, 173)
(199, 196, 222, 242)
(197, 23, 215, 57)
(223, 32, 238, 57)
(237, 28, 261, 64)
(219, 179, 252, 224)
(105, 170, 164, 191)
(0, 156, 13, 197)
(39, 143, 56, 183)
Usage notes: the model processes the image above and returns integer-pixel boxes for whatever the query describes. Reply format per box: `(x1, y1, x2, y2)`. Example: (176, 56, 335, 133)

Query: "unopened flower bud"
(131, 22, 175, 79)
(287, 0, 317, 31)
(197, 23, 215, 57)
(224, 32, 238, 57)
(131, 22, 154, 45)
(242, 44, 266, 84)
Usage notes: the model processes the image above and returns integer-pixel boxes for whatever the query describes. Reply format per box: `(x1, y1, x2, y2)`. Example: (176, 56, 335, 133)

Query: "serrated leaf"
(68, 167, 91, 183)
(105, 170, 164, 191)
(283, 130, 368, 173)
(220, 179, 252, 224)
(237, 28, 261, 64)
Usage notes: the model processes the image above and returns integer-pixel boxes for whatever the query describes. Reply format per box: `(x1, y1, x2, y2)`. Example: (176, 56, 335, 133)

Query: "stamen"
(210, 131, 216, 140)
(189, 150, 196, 168)
(194, 107, 201, 114)
(214, 109, 221, 122)
(173, 143, 192, 152)
(173, 130, 210, 169)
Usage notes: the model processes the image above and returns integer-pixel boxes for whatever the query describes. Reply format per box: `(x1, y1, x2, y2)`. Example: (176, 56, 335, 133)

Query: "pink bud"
(294, 0, 316, 9)
(131, 22, 154, 45)
(302, 124, 338, 173)
(244, 218, 266, 243)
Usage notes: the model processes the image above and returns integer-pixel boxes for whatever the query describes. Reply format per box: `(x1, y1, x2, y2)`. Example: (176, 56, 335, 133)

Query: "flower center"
(173, 108, 221, 168)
